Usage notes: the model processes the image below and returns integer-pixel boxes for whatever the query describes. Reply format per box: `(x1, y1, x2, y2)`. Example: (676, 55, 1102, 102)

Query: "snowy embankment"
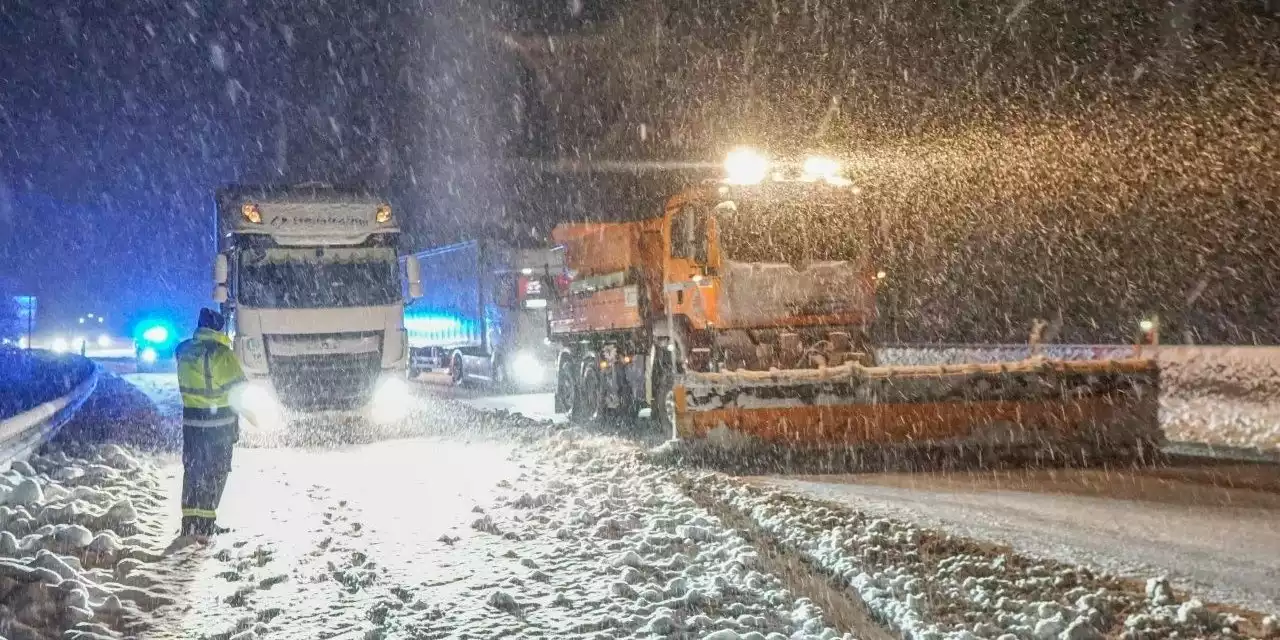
(0, 349, 99, 469)
(0, 349, 93, 419)
(0, 443, 170, 640)
(882, 345, 1280, 453)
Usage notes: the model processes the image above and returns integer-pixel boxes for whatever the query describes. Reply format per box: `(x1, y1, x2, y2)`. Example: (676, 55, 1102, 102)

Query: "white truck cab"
(213, 184, 422, 425)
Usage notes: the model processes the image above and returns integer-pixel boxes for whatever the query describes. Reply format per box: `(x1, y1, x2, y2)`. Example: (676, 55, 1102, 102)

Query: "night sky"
(2, 0, 1278, 343)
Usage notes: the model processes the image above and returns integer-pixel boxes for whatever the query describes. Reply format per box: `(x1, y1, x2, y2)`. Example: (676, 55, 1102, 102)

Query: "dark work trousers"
(181, 420, 238, 535)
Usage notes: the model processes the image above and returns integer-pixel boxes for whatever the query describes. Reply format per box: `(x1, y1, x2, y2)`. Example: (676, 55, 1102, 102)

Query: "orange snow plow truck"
(547, 148, 1162, 469)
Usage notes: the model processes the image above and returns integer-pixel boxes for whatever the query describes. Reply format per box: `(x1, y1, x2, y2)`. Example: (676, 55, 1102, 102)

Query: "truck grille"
(267, 342, 383, 411)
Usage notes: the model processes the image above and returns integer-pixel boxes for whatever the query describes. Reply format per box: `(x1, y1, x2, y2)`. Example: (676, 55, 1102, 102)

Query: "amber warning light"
(241, 203, 262, 224)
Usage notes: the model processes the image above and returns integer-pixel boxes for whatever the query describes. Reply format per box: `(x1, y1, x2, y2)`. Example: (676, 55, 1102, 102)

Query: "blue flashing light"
(140, 347, 158, 363)
(132, 317, 178, 350)
(142, 325, 170, 344)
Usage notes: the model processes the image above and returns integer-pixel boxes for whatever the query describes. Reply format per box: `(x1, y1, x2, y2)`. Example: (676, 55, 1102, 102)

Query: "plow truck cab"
(548, 149, 1161, 470)
(212, 184, 423, 426)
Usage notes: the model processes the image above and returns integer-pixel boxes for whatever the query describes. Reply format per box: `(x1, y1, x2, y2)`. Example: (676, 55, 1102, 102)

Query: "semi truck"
(402, 240, 561, 388)
(547, 148, 1161, 466)
(211, 184, 423, 425)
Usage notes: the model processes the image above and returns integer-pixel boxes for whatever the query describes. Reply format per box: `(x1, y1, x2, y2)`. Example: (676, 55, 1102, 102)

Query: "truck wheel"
(650, 363, 677, 438)
(555, 358, 577, 414)
(572, 361, 603, 423)
(604, 366, 637, 428)
(491, 358, 509, 391)
(450, 354, 465, 386)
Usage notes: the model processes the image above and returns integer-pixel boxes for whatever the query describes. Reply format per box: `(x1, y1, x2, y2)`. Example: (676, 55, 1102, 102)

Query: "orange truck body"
(546, 180, 1161, 467)
(549, 185, 876, 341)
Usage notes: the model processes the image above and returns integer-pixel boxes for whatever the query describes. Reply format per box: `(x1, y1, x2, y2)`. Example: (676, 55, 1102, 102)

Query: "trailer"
(403, 240, 561, 389)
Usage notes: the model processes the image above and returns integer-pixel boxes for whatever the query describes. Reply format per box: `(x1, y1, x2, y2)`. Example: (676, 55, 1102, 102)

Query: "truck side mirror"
(214, 253, 229, 285)
(406, 255, 424, 300)
(213, 284, 229, 304)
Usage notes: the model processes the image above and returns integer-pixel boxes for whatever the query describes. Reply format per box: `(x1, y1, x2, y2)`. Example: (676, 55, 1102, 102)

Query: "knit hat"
(197, 308, 225, 332)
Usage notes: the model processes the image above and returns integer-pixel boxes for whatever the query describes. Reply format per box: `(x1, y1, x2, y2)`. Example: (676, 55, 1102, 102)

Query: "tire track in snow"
(681, 478, 898, 640)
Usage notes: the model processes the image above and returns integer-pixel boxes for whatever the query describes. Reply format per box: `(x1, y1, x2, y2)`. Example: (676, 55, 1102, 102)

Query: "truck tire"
(649, 356, 677, 438)
(554, 356, 577, 414)
(602, 364, 637, 427)
(491, 357, 510, 391)
(450, 353, 465, 386)
(571, 359, 603, 423)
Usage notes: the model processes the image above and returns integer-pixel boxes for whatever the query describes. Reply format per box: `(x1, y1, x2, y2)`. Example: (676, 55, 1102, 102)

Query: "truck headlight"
(371, 376, 410, 424)
(511, 351, 544, 386)
(139, 347, 158, 363)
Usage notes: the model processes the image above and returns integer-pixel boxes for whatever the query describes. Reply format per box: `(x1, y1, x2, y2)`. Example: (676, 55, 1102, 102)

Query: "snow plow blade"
(668, 358, 1162, 472)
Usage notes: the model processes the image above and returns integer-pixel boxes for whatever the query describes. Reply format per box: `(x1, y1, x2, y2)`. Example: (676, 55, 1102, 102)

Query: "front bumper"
(240, 368, 412, 425)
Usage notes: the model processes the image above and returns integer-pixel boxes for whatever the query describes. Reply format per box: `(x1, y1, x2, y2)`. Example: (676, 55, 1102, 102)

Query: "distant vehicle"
(211, 184, 423, 424)
(133, 320, 178, 372)
(402, 240, 561, 389)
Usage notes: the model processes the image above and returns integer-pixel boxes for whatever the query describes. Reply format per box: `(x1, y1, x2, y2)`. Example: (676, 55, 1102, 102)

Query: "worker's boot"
(180, 516, 204, 537)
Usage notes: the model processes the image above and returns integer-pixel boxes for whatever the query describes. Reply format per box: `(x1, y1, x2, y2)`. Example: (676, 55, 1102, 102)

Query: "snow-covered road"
(755, 468, 1280, 617)
(413, 372, 562, 424)
(102, 373, 854, 639)
(407, 378, 1280, 618)
(6, 370, 1275, 639)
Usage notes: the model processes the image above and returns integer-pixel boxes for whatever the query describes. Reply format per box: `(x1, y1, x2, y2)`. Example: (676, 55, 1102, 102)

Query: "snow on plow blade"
(670, 358, 1163, 471)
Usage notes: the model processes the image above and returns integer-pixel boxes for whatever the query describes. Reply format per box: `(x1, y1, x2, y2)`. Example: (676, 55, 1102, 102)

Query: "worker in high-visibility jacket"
(175, 308, 246, 537)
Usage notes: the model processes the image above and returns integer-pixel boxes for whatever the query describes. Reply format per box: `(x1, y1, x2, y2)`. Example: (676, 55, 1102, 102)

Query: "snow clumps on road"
(700, 474, 1267, 640)
(0, 444, 170, 640)
(440, 430, 855, 639)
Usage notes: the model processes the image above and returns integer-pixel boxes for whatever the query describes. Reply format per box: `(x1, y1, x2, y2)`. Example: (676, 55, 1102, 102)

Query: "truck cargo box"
(402, 241, 484, 350)
(552, 223, 644, 279)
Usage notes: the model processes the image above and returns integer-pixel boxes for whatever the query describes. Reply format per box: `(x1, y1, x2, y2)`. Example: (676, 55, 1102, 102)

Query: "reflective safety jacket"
(176, 328, 247, 427)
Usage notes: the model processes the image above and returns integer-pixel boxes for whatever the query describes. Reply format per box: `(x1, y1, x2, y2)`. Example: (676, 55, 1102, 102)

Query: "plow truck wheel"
(570, 358, 603, 423)
(554, 356, 577, 413)
(649, 363, 677, 439)
(603, 364, 637, 428)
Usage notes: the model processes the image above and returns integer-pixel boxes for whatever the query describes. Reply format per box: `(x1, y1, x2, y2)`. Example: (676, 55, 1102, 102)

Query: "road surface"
(414, 370, 562, 423)
(68, 372, 858, 639)
(753, 466, 1280, 615)
(7, 367, 1274, 640)
(410, 374, 1280, 616)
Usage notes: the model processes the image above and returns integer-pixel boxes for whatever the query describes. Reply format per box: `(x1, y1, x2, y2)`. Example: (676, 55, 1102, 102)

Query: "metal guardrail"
(0, 358, 99, 470)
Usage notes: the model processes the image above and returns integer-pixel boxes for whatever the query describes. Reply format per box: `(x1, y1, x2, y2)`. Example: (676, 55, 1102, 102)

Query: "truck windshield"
(237, 246, 400, 308)
(715, 197, 865, 264)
